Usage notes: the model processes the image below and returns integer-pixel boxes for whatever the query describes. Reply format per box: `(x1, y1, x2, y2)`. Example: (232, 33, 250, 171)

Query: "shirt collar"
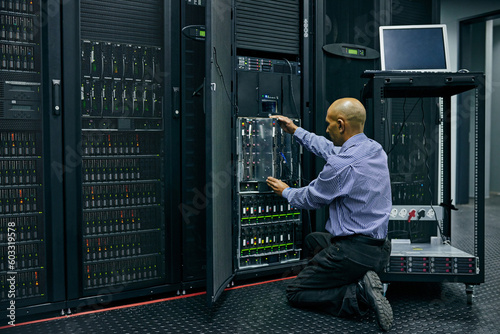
(338, 133, 368, 154)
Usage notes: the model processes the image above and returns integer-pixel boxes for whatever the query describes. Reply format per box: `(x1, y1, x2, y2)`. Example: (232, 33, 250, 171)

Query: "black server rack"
(0, 0, 207, 319)
(1, 0, 67, 320)
(63, 0, 181, 309)
(362, 72, 485, 302)
(205, 0, 310, 304)
(79, 37, 166, 292)
(232, 0, 306, 277)
(78, 0, 167, 295)
(0, 0, 46, 309)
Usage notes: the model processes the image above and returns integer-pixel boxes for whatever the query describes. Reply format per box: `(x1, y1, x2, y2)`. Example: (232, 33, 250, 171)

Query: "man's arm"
(293, 128, 336, 161)
(270, 115, 335, 160)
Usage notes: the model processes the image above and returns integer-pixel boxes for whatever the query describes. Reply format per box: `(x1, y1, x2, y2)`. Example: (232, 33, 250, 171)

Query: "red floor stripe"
(225, 275, 295, 291)
(0, 276, 296, 330)
(0, 291, 207, 330)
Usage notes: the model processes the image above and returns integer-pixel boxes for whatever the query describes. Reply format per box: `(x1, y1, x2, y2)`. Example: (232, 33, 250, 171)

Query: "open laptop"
(378, 24, 451, 72)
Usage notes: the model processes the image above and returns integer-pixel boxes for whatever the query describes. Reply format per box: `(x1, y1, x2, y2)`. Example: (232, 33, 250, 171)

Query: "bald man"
(267, 98, 393, 331)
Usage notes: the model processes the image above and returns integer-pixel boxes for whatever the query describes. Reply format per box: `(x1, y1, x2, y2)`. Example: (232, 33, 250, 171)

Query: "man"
(266, 97, 393, 331)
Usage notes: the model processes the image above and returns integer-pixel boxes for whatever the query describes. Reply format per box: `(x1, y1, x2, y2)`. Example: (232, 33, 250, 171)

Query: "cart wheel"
(465, 284, 474, 305)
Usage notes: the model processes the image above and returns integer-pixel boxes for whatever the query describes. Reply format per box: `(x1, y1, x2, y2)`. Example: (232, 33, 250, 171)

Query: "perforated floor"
(3, 197, 500, 333)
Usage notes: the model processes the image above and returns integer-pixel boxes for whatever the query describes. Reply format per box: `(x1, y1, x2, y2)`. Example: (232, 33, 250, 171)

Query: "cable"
(387, 97, 422, 156)
(421, 99, 449, 244)
(212, 47, 232, 105)
(283, 58, 300, 119)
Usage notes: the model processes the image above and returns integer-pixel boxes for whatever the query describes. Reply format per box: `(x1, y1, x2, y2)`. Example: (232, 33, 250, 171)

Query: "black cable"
(212, 47, 232, 105)
(385, 104, 391, 154)
(408, 220, 414, 243)
(387, 97, 422, 156)
(421, 99, 449, 244)
(283, 58, 300, 119)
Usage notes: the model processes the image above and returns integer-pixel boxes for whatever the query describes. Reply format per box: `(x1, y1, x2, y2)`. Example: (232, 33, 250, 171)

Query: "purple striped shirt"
(282, 128, 391, 239)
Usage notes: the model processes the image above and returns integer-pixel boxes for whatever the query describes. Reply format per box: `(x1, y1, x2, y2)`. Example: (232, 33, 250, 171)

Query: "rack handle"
(52, 79, 61, 116)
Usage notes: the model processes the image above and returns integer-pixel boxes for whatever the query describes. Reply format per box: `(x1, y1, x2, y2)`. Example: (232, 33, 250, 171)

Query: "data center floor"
(3, 196, 500, 333)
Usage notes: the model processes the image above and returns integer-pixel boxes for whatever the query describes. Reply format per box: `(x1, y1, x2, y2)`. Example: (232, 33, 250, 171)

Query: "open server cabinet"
(205, 0, 312, 305)
(362, 71, 485, 303)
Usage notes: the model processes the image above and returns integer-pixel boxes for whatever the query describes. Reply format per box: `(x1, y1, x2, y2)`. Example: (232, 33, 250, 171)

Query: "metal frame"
(362, 71, 485, 287)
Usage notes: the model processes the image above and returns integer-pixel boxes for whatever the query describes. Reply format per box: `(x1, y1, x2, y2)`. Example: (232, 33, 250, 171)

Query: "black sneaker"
(360, 271, 393, 331)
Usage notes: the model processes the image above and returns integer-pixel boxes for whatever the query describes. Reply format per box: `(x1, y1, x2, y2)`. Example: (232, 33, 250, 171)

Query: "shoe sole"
(364, 271, 393, 331)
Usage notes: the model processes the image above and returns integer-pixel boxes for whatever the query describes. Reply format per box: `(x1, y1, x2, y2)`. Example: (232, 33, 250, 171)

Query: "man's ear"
(338, 119, 345, 133)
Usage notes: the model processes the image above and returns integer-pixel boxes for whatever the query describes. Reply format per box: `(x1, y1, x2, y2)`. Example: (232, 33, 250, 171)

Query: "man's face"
(326, 108, 341, 146)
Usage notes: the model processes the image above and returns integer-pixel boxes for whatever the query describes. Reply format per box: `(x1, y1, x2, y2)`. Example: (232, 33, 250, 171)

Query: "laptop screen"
(379, 24, 450, 72)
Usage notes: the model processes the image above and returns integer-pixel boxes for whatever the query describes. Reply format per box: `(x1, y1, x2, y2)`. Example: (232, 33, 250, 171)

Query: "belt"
(332, 234, 386, 247)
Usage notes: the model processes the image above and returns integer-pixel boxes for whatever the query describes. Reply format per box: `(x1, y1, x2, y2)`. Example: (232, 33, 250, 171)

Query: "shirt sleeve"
(294, 127, 336, 161)
(282, 160, 342, 210)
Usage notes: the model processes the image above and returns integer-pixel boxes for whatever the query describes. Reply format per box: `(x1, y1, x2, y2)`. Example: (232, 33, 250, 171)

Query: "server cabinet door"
(180, 0, 207, 284)
(205, 0, 234, 306)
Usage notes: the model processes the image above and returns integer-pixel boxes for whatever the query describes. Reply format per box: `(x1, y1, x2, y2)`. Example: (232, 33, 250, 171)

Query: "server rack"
(206, 0, 310, 305)
(232, 0, 307, 278)
(1, 0, 217, 320)
(0, 0, 67, 319)
(62, 0, 182, 309)
(362, 72, 485, 303)
(1, 0, 214, 320)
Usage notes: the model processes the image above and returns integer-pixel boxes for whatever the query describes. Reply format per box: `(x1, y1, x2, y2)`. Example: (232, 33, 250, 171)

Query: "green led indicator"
(199, 30, 206, 37)
(348, 48, 358, 55)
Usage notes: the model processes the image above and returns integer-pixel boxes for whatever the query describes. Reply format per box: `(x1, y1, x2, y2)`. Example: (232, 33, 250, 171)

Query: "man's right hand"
(270, 115, 298, 135)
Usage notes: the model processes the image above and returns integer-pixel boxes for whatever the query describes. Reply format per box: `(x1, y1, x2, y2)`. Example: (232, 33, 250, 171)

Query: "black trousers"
(286, 232, 391, 317)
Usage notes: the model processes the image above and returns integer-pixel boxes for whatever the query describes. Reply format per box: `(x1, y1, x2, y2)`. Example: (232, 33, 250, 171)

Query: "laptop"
(378, 24, 451, 72)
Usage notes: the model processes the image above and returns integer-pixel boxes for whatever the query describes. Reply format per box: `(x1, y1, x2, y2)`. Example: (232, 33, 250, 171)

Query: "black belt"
(332, 234, 386, 247)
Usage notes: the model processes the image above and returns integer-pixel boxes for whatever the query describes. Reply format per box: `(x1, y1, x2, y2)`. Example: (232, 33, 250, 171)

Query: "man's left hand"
(266, 177, 289, 197)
